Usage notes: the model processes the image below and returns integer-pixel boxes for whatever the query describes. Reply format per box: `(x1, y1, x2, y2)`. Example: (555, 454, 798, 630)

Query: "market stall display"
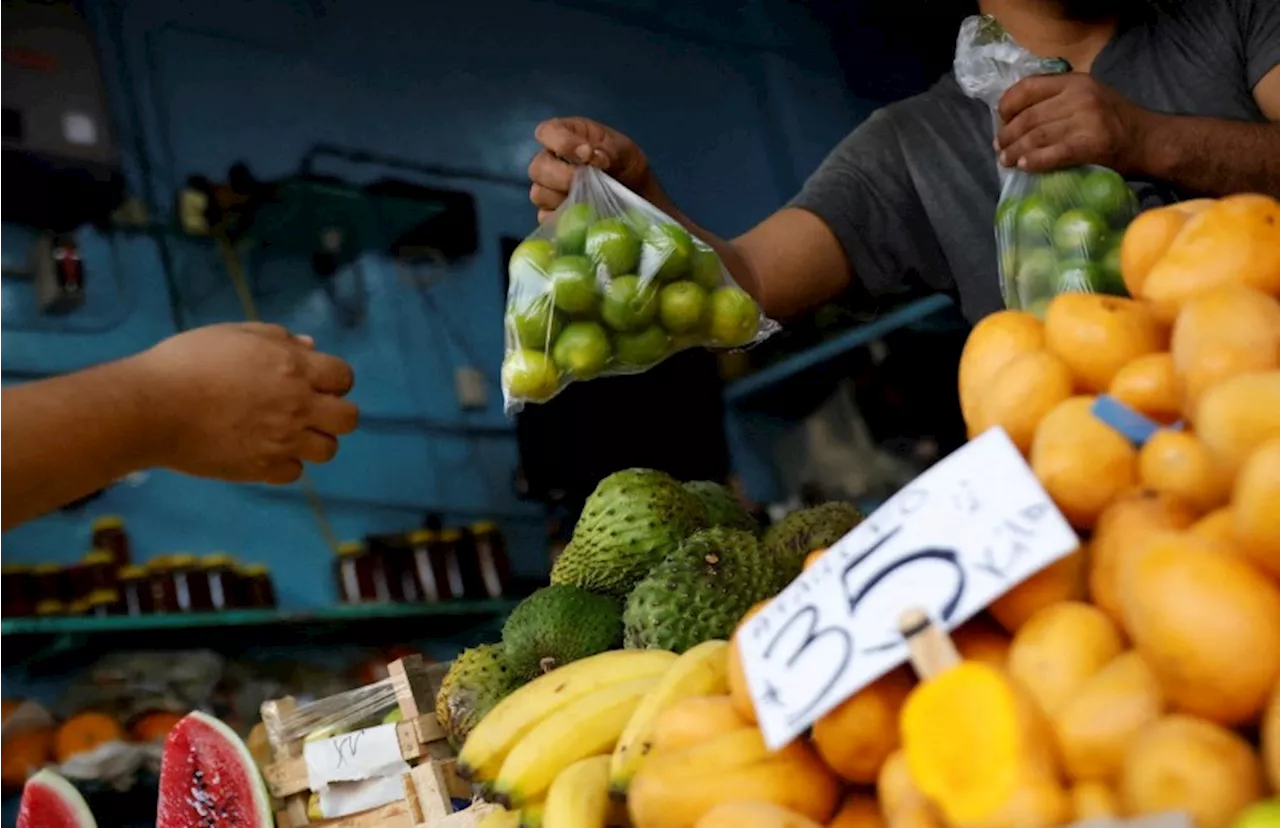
(501, 166, 776, 412)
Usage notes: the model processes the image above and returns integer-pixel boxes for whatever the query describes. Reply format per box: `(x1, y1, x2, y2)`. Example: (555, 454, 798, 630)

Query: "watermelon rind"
(19, 769, 98, 828)
(157, 710, 273, 828)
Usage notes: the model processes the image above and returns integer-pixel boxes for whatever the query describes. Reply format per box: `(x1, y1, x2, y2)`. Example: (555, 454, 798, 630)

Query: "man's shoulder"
(876, 75, 989, 136)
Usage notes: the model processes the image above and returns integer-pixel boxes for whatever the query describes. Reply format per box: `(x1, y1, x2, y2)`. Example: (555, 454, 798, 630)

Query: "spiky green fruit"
(622, 527, 778, 653)
(435, 643, 521, 750)
(551, 468, 709, 597)
(501, 585, 624, 679)
(683, 480, 758, 534)
(762, 502, 864, 589)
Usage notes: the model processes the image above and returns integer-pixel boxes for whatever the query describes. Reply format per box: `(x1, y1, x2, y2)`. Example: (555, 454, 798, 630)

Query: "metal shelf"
(724, 294, 955, 404)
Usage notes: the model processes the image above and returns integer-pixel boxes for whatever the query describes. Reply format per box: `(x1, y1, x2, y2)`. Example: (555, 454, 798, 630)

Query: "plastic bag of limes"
(955, 14, 1137, 317)
(501, 165, 777, 413)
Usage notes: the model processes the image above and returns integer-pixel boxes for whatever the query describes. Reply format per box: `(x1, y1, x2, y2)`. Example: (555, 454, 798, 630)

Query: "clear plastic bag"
(502, 166, 777, 412)
(955, 15, 1137, 316)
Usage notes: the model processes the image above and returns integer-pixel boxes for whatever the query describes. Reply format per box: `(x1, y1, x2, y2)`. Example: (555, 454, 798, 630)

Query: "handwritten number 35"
(760, 527, 965, 726)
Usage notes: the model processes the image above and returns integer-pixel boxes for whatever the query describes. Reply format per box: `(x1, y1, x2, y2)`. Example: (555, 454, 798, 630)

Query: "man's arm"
(2, 359, 159, 530)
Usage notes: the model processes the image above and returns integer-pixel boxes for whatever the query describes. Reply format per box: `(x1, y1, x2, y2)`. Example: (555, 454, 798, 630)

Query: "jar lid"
(407, 529, 438, 544)
(440, 529, 462, 542)
(337, 542, 363, 557)
(471, 521, 499, 534)
(147, 556, 174, 571)
(119, 565, 147, 579)
(32, 564, 63, 575)
(83, 549, 115, 565)
(67, 598, 90, 614)
(35, 599, 65, 615)
(1, 563, 31, 574)
(201, 553, 237, 568)
(168, 553, 198, 567)
(92, 515, 125, 531)
(87, 589, 120, 606)
(243, 563, 269, 576)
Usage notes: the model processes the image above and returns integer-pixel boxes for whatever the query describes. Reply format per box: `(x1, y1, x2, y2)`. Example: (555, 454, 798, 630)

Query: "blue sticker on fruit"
(1091, 395, 1181, 447)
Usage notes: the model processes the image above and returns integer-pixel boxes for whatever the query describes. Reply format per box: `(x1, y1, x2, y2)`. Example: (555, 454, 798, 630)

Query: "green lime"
(657, 281, 708, 333)
(508, 296, 564, 349)
(707, 286, 761, 347)
(1080, 168, 1135, 226)
(1098, 242, 1127, 295)
(1054, 260, 1105, 294)
(1026, 297, 1052, 319)
(502, 349, 560, 401)
(552, 321, 612, 379)
(1015, 193, 1059, 247)
(555, 203, 597, 255)
(613, 325, 670, 367)
(1036, 169, 1088, 208)
(639, 222, 694, 282)
(689, 245, 722, 292)
(600, 274, 658, 332)
(994, 195, 1021, 236)
(508, 238, 557, 285)
(585, 218, 641, 276)
(547, 256, 600, 316)
(1052, 208, 1109, 259)
(1014, 247, 1057, 306)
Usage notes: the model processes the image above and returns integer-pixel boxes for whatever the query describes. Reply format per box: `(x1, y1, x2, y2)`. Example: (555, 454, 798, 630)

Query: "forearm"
(1138, 113, 1280, 197)
(1, 357, 161, 530)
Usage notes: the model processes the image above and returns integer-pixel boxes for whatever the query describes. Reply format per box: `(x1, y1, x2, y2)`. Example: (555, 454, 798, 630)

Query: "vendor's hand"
(528, 117, 657, 223)
(132, 322, 359, 484)
(995, 74, 1159, 175)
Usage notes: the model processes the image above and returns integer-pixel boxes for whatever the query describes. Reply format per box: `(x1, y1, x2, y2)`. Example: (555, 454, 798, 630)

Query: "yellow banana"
(609, 639, 730, 795)
(476, 807, 521, 828)
(493, 676, 660, 806)
(459, 649, 677, 781)
(518, 800, 545, 828)
(542, 755, 612, 828)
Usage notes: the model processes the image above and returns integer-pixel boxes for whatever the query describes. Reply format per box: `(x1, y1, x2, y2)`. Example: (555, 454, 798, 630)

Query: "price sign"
(739, 428, 1079, 750)
(304, 723, 410, 789)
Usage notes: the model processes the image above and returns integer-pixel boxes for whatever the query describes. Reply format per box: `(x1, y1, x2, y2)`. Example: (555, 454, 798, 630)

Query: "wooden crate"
(260, 654, 482, 828)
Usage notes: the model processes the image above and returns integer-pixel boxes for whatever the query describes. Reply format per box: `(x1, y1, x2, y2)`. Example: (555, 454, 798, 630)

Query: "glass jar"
(2, 564, 35, 618)
(80, 550, 118, 596)
(147, 556, 180, 614)
(118, 565, 151, 616)
(438, 529, 467, 600)
(335, 541, 364, 603)
(241, 564, 276, 609)
(408, 529, 447, 602)
(470, 522, 512, 599)
(91, 515, 131, 568)
(65, 598, 90, 617)
(86, 589, 121, 618)
(169, 554, 210, 612)
(201, 554, 238, 611)
(32, 564, 66, 616)
(376, 534, 419, 603)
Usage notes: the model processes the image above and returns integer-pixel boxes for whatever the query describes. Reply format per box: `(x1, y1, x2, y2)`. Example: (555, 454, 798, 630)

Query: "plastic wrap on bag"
(502, 165, 778, 412)
(955, 14, 1136, 316)
(266, 678, 401, 746)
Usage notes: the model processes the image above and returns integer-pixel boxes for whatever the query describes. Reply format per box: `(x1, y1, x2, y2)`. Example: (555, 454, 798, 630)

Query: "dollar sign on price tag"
(739, 427, 1081, 750)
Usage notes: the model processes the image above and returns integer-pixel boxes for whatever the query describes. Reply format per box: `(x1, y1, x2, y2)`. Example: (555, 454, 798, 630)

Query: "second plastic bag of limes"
(955, 14, 1136, 316)
(501, 166, 777, 412)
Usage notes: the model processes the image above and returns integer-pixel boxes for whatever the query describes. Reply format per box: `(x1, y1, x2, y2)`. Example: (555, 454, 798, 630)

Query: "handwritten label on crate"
(304, 723, 411, 790)
(739, 427, 1079, 750)
(318, 775, 409, 821)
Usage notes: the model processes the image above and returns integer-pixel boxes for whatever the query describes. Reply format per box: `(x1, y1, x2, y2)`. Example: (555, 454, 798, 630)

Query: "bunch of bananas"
(461, 641, 734, 828)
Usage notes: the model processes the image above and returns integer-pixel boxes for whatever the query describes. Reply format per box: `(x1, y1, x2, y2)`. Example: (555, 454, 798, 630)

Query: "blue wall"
(2, 0, 875, 607)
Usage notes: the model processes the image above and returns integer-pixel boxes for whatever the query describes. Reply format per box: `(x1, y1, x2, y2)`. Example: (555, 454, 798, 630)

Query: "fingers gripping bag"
(501, 165, 777, 412)
(955, 14, 1137, 317)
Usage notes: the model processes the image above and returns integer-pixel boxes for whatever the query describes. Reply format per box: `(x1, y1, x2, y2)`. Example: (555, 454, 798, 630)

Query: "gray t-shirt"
(791, 0, 1280, 324)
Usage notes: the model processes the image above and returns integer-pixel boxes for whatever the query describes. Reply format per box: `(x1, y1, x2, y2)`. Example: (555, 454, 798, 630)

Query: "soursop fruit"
(623, 527, 778, 653)
(502, 584, 624, 679)
(435, 643, 520, 750)
(763, 501, 864, 588)
(551, 468, 709, 597)
(683, 480, 758, 534)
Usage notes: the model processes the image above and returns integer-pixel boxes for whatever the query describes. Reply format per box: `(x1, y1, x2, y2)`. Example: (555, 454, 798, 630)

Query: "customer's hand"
(995, 73, 1157, 175)
(528, 117, 658, 222)
(132, 322, 359, 484)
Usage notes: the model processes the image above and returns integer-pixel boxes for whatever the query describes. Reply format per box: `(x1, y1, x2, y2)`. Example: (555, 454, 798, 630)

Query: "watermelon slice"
(156, 711, 272, 828)
(17, 769, 97, 828)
